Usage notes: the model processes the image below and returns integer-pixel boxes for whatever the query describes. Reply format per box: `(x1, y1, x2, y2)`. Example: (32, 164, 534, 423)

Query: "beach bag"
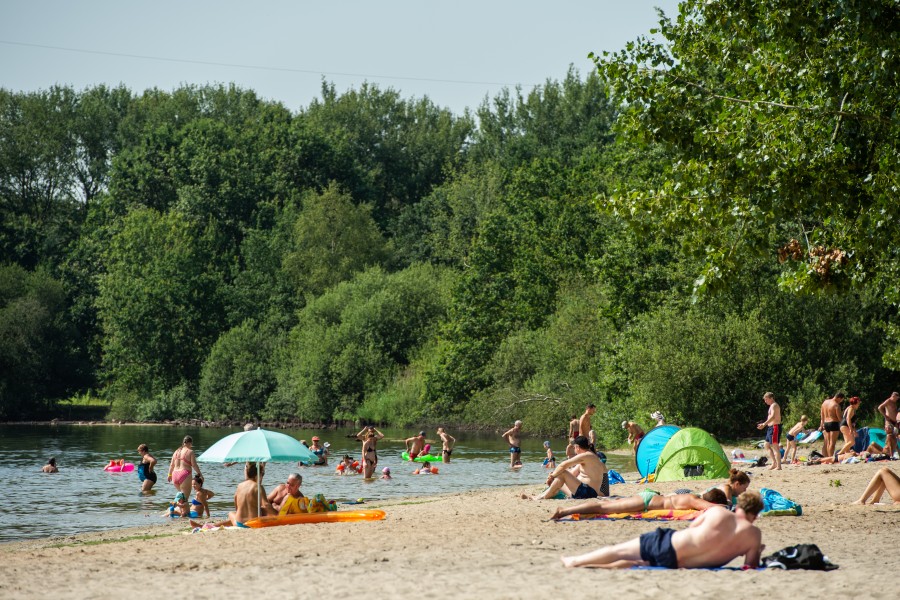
(608, 469, 625, 485)
(307, 494, 329, 513)
(762, 544, 838, 570)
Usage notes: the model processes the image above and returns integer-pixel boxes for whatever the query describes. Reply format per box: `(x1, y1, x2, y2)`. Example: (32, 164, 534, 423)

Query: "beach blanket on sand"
(632, 565, 763, 571)
(760, 488, 802, 516)
(565, 509, 699, 522)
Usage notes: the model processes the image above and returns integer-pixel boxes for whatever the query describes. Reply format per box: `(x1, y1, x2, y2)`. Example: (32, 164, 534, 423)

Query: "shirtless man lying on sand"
(190, 462, 274, 528)
(550, 488, 728, 520)
(561, 491, 764, 569)
(522, 436, 608, 499)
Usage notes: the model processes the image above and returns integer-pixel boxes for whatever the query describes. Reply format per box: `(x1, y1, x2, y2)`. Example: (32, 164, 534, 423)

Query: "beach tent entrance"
(634, 425, 680, 478)
(654, 427, 730, 482)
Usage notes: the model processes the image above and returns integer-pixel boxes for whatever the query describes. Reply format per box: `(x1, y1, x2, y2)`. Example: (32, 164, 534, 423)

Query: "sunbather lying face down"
(550, 488, 727, 521)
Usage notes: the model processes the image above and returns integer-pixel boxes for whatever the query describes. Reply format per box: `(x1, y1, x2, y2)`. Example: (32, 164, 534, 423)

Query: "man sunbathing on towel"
(561, 491, 764, 569)
(550, 488, 728, 521)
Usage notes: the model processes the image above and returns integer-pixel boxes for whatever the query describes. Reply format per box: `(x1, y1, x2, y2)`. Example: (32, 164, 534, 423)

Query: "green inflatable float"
(401, 452, 441, 462)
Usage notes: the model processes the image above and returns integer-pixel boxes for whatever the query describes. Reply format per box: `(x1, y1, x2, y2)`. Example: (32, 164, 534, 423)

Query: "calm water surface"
(0, 425, 632, 542)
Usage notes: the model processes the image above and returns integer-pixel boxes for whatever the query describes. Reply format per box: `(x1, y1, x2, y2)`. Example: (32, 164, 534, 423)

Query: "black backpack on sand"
(762, 544, 839, 570)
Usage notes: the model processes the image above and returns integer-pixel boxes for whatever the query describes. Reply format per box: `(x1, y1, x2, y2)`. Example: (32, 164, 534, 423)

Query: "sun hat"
(175, 492, 186, 501)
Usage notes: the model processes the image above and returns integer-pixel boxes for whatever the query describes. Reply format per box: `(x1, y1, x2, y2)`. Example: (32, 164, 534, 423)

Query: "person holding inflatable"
(405, 431, 427, 461)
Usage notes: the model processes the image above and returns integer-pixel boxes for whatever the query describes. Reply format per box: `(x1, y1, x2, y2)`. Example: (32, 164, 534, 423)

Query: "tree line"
(3, 1, 899, 443)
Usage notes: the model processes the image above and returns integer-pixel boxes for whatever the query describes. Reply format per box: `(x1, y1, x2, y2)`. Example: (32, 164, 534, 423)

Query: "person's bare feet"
(850, 500, 866, 505)
(561, 556, 578, 568)
(189, 519, 203, 527)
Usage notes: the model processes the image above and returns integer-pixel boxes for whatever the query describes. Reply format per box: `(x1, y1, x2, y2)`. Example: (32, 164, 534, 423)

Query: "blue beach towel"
(760, 487, 802, 516)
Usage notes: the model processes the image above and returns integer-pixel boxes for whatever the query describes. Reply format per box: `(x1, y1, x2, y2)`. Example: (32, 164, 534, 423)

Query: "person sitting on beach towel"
(522, 436, 608, 500)
(550, 488, 728, 521)
(561, 491, 764, 569)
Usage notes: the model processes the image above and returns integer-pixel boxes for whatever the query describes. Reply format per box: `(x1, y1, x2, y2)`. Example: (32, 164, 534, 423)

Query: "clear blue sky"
(0, 1, 680, 115)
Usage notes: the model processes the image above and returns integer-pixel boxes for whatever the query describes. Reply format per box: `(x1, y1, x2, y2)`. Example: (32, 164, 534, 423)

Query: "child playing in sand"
(190, 474, 215, 518)
(784, 415, 809, 464)
(381, 467, 392, 480)
(542, 441, 556, 469)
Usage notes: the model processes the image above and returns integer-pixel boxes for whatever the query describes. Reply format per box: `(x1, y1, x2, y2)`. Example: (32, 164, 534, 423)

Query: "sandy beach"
(2, 456, 898, 599)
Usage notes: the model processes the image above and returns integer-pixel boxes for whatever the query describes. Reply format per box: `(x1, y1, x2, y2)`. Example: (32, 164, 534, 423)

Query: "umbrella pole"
(257, 461, 261, 519)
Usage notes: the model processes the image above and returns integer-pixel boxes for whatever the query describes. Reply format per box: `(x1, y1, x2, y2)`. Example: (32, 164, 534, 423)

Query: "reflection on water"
(0, 425, 632, 542)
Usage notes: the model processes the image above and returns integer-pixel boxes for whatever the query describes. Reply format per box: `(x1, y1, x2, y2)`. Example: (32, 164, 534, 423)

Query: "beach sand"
(1, 457, 898, 599)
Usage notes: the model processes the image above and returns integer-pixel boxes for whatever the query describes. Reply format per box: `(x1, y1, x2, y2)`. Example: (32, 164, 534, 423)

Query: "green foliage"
(96, 208, 224, 409)
(198, 320, 281, 422)
(594, 0, 900, 331)
(282, 184, 389, 297)
(0, 264, 75, 418)
(269, 264, 456, 422)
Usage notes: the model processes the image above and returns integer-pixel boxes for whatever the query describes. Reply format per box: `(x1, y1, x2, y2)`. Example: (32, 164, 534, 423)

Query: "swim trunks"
(639, 527, 678, 568)
(785, 433, 795, 442)
(509, 446, 521, 453)
(572, 482, 599, 500)
(765, 424, 781, 444)
(172, 469, 190, 486)
(639, 489, 659, 510)
(823, 421, 840, 433)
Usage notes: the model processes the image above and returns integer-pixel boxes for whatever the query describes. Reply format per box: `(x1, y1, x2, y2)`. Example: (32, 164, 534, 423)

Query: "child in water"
(381, 467, 392, 480)
(785, 415, 809, 464)
(414, 462, 438, 475)
(542, 441, 556, 469)
(168, 492, 190, 518)
(190, 474, 215, 518)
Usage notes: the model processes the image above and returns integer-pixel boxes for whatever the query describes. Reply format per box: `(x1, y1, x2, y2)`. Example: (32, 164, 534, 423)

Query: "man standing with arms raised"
(757, 392, 782, 470)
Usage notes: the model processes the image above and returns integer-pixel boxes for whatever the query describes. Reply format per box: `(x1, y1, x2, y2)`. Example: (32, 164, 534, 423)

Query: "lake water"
(0, 424, 633, 542)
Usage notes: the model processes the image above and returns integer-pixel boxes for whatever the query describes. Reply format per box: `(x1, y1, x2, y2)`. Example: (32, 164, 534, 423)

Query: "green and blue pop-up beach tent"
(654, 427, 730, 482)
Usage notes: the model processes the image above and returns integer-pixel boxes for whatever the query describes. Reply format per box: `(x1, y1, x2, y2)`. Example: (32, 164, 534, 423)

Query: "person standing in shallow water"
(41, 457, 58, 473)
(137, 444, 157, 492)
(168, 436, 201, 499)
(502, 421, 523, 467)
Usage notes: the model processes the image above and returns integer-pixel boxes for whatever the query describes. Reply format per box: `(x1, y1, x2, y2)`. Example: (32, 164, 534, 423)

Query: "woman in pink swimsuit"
(167, 436, 201, 498)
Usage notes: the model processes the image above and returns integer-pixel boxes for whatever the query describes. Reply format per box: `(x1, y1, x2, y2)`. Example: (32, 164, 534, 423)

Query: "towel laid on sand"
(563, 509, 700, 522)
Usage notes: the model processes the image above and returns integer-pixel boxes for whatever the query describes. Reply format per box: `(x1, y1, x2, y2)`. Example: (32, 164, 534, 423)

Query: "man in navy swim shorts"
(561, 492, 764, 569)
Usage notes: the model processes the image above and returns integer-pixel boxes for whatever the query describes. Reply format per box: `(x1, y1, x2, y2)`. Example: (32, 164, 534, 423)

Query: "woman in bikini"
(838, 396, 860, 455)
(167, 436, 201, 499)
(358, 426, 385, 479)
(712, 469, 750, 505)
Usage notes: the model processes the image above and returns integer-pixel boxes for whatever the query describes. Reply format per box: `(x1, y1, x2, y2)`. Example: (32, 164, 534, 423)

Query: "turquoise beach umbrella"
(197, 428, 315, 519)
(197, 428, 316, 464)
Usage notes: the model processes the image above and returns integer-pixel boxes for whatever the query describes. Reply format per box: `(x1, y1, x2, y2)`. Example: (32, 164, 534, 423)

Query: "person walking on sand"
(41, 457, 58, 473)
(550, 488, 728, 520)
(167, 436, 202, 499)
(756, 392, 782, 470)
(838, 396, 861, 455)
(560, 492, 764, 569)
(579, 404, 597, 449)
(190, 462, 273, 528)
(878, 392, 899, 458)
(853, 467, 900, 505)
(437, 427, 455, 463)
(622, 420, 645, 453)
(522, 436, 608, 499)
(136, 444, 157, 492)
(819, 392, 844, 458)
(502, 421, 523, 467)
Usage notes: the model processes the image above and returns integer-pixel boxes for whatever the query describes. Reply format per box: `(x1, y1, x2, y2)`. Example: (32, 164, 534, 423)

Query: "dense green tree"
(594, 0, 900, 359)
(268, 264, 455, 422)
(0, 265, 76, 418)
(198, 320, 280, 421)
(282, 184, 389, 297)
(96, 208, 224, 416)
